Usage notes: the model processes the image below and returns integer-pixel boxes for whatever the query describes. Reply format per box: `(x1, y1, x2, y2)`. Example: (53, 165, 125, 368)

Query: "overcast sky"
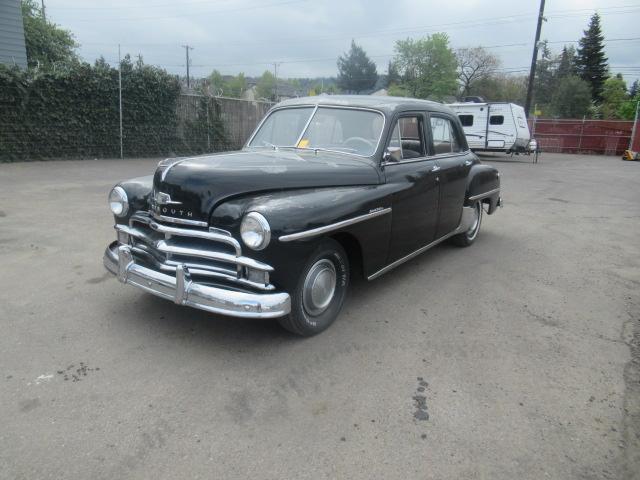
(45, 0, 640, 84)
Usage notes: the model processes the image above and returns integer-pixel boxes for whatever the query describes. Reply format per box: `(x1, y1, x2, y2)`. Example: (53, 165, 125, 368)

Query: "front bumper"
(104, 242, 291, 319)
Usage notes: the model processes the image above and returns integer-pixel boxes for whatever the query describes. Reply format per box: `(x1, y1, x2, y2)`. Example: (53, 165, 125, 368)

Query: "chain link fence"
(176, 94, 273, 153)
(530, 118, 636, 155)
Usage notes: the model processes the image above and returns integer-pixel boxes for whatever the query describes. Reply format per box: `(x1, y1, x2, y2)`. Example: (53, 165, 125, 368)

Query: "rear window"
(458, 115, 473, 127)
(489, 115, 504, 125)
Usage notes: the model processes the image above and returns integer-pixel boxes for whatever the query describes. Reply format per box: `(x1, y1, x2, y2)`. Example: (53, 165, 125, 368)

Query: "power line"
(72, 8, 640, 54)
(56, 0, 310, 23)
(49, 0, 241, 10)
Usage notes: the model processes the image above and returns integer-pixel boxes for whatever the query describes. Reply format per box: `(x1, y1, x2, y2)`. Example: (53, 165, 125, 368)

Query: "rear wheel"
(451, 200, 483, 247)
(278, 239, 349, 336)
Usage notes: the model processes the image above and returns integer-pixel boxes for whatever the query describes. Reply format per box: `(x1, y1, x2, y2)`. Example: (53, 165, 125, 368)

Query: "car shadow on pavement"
(111, 291, 296, 348)
(106, 230, 503, 346)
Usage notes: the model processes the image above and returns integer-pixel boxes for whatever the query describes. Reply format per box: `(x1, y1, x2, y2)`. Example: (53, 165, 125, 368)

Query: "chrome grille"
(115, 212, 274, 291)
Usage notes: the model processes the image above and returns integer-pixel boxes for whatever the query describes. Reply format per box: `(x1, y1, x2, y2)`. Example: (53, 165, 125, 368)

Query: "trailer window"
(489, 115, 504, 125)
(458, 115, 473, 127)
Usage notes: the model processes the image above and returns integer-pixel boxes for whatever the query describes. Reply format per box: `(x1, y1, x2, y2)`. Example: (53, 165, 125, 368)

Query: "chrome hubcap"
(303, 259, 337, 316)
(467, 203, 481, 239)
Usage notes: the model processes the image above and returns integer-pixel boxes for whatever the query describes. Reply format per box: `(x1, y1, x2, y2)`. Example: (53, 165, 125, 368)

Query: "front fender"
(112, 175, 153, 224)
(211, 186, 393, 289)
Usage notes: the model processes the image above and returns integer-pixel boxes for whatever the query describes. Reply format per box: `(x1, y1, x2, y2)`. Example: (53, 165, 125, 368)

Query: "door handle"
(431, 165, 441, 172)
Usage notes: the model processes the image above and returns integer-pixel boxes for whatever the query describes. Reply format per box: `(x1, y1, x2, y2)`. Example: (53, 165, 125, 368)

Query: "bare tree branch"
(456, 47, 501, 97)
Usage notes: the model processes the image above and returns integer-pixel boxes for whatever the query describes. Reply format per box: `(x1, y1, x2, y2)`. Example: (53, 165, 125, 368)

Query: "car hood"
(151, 149, 381, 224)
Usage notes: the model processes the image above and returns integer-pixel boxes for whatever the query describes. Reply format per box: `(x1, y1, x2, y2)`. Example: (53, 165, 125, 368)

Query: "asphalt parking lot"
(1, 152, 639, 479)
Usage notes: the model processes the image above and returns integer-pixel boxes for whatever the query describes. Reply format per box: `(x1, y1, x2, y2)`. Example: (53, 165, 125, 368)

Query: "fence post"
(118, 44, 123, 159)
(578, 115, 585, 152)
(206, 97, 211, 152)
(629, 101, 639, 151)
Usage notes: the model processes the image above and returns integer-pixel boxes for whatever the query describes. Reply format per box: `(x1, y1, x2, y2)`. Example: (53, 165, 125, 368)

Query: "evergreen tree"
(629, 80, 639, 98)
(532, 42, 555, 110)
(336, 40, 378, 93)
(386, 60, 401, 87)
(576, 13, 609, 102)
(556, 46, 577, 79)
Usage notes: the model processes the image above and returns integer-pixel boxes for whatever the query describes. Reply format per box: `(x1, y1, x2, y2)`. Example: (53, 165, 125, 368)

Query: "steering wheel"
(343, 137, 374, 152)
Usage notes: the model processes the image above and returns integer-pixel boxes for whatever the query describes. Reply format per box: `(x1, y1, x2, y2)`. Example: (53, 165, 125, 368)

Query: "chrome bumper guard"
(104, 242, 291, 319)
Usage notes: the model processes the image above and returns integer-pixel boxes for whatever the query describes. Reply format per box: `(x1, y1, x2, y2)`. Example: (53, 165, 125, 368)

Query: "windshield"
(249, 106, 384, 156)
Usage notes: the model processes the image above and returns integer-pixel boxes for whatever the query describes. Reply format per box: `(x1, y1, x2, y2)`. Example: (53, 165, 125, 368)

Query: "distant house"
(0, 0, 28, 68)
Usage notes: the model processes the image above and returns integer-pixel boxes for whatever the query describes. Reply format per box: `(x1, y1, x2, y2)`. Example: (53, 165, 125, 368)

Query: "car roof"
(275, 95, 455, 116)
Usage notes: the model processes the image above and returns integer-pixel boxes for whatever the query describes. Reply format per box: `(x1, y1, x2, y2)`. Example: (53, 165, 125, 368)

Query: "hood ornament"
(154, 191, 182, 206)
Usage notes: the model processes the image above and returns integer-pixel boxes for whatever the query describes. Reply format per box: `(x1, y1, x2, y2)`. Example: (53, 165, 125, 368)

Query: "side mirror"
(383, 146, 402, 163)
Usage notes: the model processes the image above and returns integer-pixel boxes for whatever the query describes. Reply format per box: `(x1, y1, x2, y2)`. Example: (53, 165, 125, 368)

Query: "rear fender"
(465, 164, 501, 214)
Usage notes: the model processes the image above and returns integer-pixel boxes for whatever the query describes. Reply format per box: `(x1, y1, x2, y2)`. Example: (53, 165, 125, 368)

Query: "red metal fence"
(528, 118, 639, 155)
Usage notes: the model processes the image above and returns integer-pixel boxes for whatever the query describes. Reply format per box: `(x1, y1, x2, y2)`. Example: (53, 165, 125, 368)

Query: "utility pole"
(41, 0, 46, 21)
(182, 45, 194, 89)
(273, 62, 281, 101)
(524, 0, 546, 118)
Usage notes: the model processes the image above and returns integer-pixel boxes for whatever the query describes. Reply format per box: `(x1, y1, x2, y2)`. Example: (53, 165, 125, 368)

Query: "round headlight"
(109, 186, 129, 217)
(240, 212, 271, 250)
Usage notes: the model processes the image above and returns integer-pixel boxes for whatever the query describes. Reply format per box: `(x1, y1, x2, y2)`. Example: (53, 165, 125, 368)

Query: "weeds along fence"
(0, 64, 274, 162)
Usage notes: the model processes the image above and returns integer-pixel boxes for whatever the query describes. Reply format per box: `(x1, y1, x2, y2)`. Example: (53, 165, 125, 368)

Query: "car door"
(384, 112, 440, 262)
(428, 113, 471, 238)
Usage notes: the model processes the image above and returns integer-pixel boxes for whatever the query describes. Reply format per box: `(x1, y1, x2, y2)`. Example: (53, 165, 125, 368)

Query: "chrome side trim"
(158, 158, 187, 181)
(367, 206, 476, 281)
(150, 211, 208, 228)
(104, 244, 290, 319)
(468, 188, 501, 201)
(279, 208, 392, 242)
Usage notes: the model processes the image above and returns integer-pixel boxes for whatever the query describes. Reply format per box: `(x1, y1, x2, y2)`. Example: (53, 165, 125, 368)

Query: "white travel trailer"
(447, 102, 531, 153)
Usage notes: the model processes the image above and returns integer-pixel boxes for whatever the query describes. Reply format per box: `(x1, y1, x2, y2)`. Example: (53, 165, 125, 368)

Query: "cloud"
(47, 0, 639, 83)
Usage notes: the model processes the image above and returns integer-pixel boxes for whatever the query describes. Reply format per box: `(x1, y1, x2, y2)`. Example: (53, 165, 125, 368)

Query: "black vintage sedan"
(104, 96, 501, 336)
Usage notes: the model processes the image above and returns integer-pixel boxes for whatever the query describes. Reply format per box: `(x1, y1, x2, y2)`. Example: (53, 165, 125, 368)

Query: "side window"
(389, 123, 401, 149)
(458, 115, 473, 127)
(430, 116, 464, 154)
(489, 115, 504, 125)
(389, 115, 426, 160)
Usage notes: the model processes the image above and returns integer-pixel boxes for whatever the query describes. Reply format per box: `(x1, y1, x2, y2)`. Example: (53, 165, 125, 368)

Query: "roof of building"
(276, 95, 454, 115)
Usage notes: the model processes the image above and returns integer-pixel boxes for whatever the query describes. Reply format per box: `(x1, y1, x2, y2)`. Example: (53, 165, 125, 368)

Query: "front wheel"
(451, 201, 483, 247)
(278, 239, 349, 336)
